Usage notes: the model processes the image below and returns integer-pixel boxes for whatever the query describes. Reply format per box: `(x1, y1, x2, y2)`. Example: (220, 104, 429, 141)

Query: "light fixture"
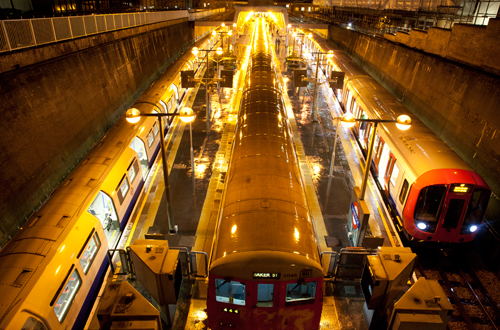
(192, 47, 199, 56)
(221, 22, 225, 27)
(340, 113, 356, 128)
(179, 107, 195, 123)
(396, 114, 412, 131)
(125, 108, 141, 124)
(216, 47, 223, 55)
(470, 225, 478, 233)
(327, 50, 334, 58)
(212, 30, 216, 37)
(228, 30, 233, 36)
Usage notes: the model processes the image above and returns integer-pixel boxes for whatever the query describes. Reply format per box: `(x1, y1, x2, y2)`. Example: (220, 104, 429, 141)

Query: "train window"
(21, 316, 47, 330)
(399, 179, 409, 204)
(462, 188, 490, 233)
(117, 176, 130, 205)
(54, 269, 82, 322)
(414, 185, 447, 223)
(128, 160, 139, 183)
(390, 163, 399, 186)
(257, 284, 274, 307)
(215, 279, 246, 306)
(345, 90, 353, 112)
(285, 281, 316, 306)
(159, 100, 168, 113)
(129, 137, 149, 178)
(153, 122, 159, 136)
(88, 191, 119, 236)
(147, 130, 154, 147)
(79, 232, 100, 274)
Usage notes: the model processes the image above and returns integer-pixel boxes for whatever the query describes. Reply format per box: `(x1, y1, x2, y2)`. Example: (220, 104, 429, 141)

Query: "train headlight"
(470, 225, 478, 233)
(417, 222, 427, 230)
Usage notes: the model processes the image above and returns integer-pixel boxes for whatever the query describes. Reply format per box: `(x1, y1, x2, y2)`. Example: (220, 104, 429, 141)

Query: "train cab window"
(215, 279, 246, 306)
(414, 185, 447, 223)
(54, 269, 82, 322)
(399, 179, 409, 205)
(285, 281, 316, 306)
(390, 163, 399, 186)
(257, 284, 274, 307)
(117, 176, 130, 205)
(128, 160, 139, 183)
(21, 316, 47, 330)
(462, 188, 490, 233)
(129, 137, 149, 178)
(79, 232, 101, 274)
(147, 130, 155, 147)
(88, 191, 119, 238)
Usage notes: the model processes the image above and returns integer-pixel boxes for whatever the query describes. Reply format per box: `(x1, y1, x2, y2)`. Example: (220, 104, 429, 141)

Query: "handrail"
(0, 10, 188, 53)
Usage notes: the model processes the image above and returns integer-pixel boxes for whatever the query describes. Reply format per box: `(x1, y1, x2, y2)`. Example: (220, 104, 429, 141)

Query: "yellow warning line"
(378, 205, 396, 247)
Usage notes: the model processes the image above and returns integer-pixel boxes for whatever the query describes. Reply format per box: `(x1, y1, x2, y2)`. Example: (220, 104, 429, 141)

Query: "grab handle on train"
(189, 251, 209, 278)
(320, 251, 339, 278)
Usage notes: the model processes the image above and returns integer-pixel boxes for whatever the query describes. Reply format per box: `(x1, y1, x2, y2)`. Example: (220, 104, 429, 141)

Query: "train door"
(252, 283, 278, 329)
(384, 154, 397, 192)
(373, 136, 384, 172)
(360, 122, 372, 150)
(438, 190, 470, 241)
(377, 144, 391, 186)
(129, 137, 149, 178)
(87, 191, 121, 249)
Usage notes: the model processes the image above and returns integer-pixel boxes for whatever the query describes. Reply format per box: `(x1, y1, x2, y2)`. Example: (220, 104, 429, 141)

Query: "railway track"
(415, 249, 500, 330)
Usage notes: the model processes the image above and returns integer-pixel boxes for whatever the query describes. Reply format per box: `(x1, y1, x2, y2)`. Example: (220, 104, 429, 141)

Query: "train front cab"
(208, 276, 323, 330)
(403, 169, 490, 243)
(207, 256, 323, 330)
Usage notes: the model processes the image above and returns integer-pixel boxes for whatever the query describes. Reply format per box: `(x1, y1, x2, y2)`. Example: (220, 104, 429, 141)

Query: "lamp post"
(341, 113, 412, 200)
(307, 50, 333, 122)
(193, 47, 215, 133)
(340, 113, 411, 247)
(179, 107, 197, 205)
(125, 105, 195, 234)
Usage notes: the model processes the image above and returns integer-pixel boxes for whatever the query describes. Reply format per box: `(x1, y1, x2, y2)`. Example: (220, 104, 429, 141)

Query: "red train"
(309, 34, 491, 243)
(207, 18, 324, 329)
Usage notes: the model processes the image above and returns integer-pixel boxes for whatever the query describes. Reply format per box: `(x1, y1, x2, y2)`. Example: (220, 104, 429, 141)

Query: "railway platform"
(86, 25, 401, 330)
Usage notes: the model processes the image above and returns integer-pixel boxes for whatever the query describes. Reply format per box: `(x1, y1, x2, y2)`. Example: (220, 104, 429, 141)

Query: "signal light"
(329, 71, 345, 90)
(220, 70, 234, 88)
(181, 70, 196, 88)
(293, 69, 308, 88)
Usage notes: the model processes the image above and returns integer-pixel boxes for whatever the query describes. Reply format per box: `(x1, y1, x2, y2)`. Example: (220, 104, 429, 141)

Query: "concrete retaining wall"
(328, 24, 500, 218)
(0, 19, 193, 246)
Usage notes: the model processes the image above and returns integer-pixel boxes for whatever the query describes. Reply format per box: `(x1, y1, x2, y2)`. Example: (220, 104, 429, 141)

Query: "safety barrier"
(321, 248, 374, 279)
(0, 10, 188, 53)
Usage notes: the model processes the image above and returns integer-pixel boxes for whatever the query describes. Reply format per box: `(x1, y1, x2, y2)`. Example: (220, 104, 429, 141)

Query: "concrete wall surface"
(328, 24, 500, 219)
(384, 18, 500, 76)
(0, 20, 193, 247)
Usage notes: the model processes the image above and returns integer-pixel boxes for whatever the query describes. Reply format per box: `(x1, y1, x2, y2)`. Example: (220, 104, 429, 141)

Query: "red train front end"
(207, 254, 324, 330)
(403, 169, 490, 243)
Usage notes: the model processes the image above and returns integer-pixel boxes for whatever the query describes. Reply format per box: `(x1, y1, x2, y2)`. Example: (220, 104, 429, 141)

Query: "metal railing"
(0, 10, 188, 53)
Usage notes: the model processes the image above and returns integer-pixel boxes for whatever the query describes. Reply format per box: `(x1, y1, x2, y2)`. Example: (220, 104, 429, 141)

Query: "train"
(206, 17, 324, 330)
(303, 30, 491, 243)
(0, 32, 218, 330)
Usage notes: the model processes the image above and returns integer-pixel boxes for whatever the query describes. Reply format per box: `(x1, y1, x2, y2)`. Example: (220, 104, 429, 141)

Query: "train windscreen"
(462, 188, 490, 233)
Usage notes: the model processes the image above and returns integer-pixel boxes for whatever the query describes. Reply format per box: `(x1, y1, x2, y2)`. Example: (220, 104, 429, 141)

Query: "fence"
(0, 10, 188, 53)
